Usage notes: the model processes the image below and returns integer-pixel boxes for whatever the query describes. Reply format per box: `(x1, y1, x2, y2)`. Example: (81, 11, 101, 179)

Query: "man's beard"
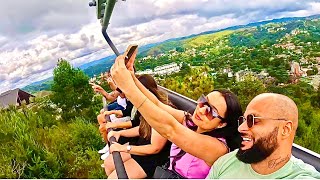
(236, 127, 279, 164)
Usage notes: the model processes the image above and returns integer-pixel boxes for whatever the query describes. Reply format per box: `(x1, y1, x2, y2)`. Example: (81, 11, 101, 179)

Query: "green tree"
(311, 87, 320, 108)
(306, 66, 318, 76)
(50, 59, 94, 121)
(159, 66, 215, 100)
(230, 75, 267, 110)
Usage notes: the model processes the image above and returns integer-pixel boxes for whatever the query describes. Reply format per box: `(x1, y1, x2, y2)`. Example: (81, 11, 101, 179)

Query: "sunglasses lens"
(238, 116, 244, 126)
(247, 114, 254, 128)
(197, 95, 206, 103)
(197, 95, 208, 109)
(211, 108, 218, 117)
(203, 106, 210, 116)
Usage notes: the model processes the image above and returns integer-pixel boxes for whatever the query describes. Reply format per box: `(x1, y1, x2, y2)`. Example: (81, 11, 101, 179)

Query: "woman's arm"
(110, 129, 167, 156)
(104, 110, 123, 117)
(106, 121, 132, 129)
(111, 56, 228, 165)
(107, 77, 117, 91)
(92, 84, 119, 102)
(108, 127, 140, 142)
(104, 91, 119, 102)
(131, 72, 185, 124)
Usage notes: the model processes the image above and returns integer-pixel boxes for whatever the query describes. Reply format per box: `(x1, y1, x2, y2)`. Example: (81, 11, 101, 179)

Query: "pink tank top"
(168, 138, 228, 179)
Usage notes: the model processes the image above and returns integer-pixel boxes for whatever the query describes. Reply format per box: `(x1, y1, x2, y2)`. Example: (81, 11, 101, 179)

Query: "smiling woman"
(109, 55, 243, 178)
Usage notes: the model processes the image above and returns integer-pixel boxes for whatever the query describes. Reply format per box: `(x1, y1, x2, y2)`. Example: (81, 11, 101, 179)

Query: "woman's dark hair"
(172, 89, 242, 169)
(137, 74, 169, 140)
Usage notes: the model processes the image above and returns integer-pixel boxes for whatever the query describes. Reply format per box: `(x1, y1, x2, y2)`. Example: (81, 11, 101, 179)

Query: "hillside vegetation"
(1, 60, 106, 178)
(3, 16, 320, 178)
(138, 17, 320, 154)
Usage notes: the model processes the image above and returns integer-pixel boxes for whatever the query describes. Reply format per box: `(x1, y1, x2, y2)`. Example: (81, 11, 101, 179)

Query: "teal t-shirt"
(207, 149, 320, 179)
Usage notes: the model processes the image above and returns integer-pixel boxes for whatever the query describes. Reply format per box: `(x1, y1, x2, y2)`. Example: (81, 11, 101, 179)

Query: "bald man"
(207, 93, 320, 179)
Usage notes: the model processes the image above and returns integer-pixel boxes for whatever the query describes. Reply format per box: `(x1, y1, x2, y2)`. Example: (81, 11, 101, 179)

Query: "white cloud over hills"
(0, 0, 319, 94)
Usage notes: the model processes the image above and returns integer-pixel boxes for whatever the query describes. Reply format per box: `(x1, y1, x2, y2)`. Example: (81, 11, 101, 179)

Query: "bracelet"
(137, 97, 147, 110)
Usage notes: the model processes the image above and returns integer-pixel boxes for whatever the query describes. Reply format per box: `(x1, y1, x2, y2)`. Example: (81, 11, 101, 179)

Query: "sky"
(0, 0, 320, 94)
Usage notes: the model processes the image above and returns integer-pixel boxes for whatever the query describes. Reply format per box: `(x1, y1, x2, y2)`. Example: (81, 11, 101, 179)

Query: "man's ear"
(281, 121, 293, 139)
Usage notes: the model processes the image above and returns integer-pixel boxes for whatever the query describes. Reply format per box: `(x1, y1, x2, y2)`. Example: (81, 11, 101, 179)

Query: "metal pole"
(106, 115, 128, 179)
(102, 27, 120, 56)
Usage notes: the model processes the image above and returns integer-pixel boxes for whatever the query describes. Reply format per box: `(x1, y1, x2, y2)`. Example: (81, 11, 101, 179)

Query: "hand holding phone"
(114, 45, 138, 93)
(123, 44, 138, 71)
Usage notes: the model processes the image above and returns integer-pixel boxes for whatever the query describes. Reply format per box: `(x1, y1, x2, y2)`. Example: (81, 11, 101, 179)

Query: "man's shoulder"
(216, 149, 239, 163)
(213, 149, 241, 171)
(289, 156, 320, 178)
(207, 149, 243, 179)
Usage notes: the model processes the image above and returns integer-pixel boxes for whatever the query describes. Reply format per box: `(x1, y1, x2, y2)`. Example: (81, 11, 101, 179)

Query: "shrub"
(0, 105, 105, 178)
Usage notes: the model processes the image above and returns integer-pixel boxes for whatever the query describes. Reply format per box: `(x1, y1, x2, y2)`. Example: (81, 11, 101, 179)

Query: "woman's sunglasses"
(197, 94, 226, 121)
(238, 114, 289, 128)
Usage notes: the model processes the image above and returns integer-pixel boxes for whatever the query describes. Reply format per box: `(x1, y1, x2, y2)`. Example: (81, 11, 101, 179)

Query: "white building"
(136, 69, 153, 75)
(235, 70, 250, 82)
(153, 62, 181, 75)
(137, 62, 182, 76)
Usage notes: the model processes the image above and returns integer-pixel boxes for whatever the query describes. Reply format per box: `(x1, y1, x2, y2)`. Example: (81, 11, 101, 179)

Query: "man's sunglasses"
(238, 114, 289, 128)
(197, 94, 226, 121)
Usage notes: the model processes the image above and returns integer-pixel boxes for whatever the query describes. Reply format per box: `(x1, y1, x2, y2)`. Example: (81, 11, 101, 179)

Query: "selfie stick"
(89, 0, 127, 178)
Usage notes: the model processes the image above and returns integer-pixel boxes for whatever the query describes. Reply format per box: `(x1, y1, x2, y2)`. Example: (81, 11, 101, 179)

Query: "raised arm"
(111, 56, 228, 165)
(107, 77, 117, 91)
(126, 88, 227, 164)
(104, 90, 119, 102)
(91, 83, 119, 102)
(131, 72, 185, 124)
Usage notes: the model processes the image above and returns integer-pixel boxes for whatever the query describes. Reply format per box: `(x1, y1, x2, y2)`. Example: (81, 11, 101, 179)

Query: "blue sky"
(0, 0, 320, 94)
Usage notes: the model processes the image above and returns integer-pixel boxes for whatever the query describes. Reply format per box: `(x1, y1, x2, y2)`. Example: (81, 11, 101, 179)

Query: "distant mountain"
(78, 55, 116, 70)
(141, 15, 320, 56)
(22, 14, 319, 93)
(22, 77, 53, 94)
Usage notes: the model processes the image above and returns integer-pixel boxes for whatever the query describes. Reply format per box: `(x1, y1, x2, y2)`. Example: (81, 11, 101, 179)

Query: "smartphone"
(123, 44, 138, 65)
(114, 45, 138, 94)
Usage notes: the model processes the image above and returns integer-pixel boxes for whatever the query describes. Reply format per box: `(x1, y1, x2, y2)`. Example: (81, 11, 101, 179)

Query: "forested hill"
(136, 14, 320, 57)
(139, 16, 320, 155)
(22, 15, 320, 93)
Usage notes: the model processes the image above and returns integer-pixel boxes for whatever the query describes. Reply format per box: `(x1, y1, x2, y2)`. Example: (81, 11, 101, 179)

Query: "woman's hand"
(99, 123, 106, 134)
(107, 130, 121, 141)
(110, 55, 135, 94)
(107, 77, 113, 84)
(103, 110, 112, 116)
(91, 84, 106, 94)
(105, 122, 115, 129)
(109, 142, 126, 153)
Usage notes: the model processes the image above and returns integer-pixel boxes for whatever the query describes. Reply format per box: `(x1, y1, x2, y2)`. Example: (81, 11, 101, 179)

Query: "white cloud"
(0, 0, 319, 94)
(273, 2, 320, 18)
